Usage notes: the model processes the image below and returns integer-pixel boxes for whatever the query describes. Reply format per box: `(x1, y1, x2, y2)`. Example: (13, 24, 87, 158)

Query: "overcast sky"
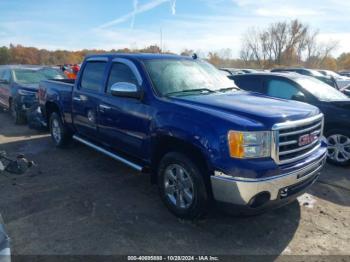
(0, 0, 349, 58)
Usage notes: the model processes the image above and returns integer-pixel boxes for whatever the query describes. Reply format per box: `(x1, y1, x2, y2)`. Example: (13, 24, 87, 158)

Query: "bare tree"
(240, 19, 338, 68)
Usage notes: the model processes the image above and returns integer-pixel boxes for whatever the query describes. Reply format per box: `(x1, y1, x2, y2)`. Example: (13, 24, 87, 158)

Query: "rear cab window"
(80, 61, 107, 92)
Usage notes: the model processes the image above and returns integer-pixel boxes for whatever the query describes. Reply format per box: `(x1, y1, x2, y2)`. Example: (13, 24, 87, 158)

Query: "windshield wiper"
(217, 86, 240, 92)
(165, 88, 216, 96)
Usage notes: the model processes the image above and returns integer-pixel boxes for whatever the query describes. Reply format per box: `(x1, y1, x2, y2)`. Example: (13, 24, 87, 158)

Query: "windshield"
(296, 77, 349, 101)
(143, 59, 237, 96)
(13, 68, 65, 85)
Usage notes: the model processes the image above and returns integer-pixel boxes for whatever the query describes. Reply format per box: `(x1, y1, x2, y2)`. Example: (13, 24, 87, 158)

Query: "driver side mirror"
(292, 91, 306, 102)
(110, 82, 142, 99)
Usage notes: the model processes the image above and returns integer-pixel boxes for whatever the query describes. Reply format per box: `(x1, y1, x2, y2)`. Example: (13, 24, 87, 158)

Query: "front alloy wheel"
(158, 152, 209, 219)
(327, 134, 350, 166)
(164, 164, 194, 209)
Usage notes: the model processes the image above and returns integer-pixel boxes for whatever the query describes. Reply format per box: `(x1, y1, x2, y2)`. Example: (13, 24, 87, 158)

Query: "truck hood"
(171, 91, 319, 128)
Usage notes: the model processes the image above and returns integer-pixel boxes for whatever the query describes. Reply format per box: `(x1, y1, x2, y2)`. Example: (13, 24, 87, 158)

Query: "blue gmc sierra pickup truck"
(38, 53, 328, 219)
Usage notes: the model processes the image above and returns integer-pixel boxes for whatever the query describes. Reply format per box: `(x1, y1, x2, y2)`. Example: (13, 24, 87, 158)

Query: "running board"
(73, 135, 143, 172)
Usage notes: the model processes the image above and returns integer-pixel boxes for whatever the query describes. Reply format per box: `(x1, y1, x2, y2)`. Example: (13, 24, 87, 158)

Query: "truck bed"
(44, 78, 75, 87)
(39, 79, 76, 126)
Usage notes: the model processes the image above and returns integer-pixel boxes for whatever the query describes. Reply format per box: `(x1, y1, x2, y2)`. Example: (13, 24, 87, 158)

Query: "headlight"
(228, 131, 271, 158)
(18, 89, 36, 96)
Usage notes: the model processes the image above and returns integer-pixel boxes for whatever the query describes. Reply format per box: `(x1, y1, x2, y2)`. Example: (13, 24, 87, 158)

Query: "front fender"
(150, 110, 222, 166)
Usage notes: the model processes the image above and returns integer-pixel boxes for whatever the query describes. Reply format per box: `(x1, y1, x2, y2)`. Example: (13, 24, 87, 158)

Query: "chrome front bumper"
(211, 152, 327, 207)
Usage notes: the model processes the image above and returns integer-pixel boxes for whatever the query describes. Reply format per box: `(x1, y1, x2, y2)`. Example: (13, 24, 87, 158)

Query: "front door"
(72, 59, 108, 140)
(98, 59, 151, 160)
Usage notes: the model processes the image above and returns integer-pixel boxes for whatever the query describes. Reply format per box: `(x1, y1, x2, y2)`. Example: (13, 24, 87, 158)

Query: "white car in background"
(319, 69, 350, 89)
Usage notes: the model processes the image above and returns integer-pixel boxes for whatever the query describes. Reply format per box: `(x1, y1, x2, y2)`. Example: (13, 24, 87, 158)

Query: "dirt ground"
(0, 111, 349, 257)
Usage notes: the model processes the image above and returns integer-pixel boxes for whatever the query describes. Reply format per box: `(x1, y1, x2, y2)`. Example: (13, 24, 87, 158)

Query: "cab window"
(107, 63, 138, 93)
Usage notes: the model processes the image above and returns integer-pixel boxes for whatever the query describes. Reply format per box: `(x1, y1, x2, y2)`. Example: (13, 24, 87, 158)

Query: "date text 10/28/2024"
(127, 256, 219, 261)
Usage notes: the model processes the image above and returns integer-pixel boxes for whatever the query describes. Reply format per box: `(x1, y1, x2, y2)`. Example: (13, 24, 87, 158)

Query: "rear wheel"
(49, 112, 71, 147)
(158, 152, 209, 219)
(326, 129, 350, 166)
(10, 101, 26, 125)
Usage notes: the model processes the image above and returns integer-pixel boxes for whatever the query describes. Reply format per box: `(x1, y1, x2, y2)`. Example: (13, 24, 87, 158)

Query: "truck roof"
(85, 53, 194, 61)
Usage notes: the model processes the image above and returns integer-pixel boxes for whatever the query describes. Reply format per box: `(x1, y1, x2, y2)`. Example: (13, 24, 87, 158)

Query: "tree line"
(0, 44, 163, 66)
(0, 20, 350, 70)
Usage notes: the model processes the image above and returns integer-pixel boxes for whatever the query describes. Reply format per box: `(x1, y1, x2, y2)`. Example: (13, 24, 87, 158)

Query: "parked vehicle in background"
(340, 84, 350, 97)
(62, 64, 80, 79)
(271, 68, 338, 89)
(39, 53, 327, 218)
(220, 68, 258, 76)
(232, 73, 350, 166)
(0, 65, 65, 124)
(319, 70, 350, 89)
(338, 71, 350, 77)
(0, 214, 10, 262)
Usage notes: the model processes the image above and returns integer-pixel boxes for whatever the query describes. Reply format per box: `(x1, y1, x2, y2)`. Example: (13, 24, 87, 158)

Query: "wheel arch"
(324, 122, 350, 135)
(150, 135, 213, 193)
(45, 101, 61, 123)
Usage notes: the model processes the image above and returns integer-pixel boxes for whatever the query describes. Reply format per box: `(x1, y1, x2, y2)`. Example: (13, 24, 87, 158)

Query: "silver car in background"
(0, 214, 10, 262)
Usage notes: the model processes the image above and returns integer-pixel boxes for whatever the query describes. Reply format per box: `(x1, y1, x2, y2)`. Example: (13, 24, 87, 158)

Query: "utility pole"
(160, 27, 163, 53)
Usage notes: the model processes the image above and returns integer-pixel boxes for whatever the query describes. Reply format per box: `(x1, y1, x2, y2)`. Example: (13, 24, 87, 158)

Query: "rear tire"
(49, 112, 71, 147)
(326, 129, 350, 166)
(10, 101, 26, 125)
(158, 152, 209, 219)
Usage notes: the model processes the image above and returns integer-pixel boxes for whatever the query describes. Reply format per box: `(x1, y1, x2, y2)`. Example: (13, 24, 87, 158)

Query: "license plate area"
(279, 174, 319, 199)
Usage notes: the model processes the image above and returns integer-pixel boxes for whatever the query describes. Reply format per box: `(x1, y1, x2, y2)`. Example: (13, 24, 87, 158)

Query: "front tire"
(158, 152, 209, 219)
(326, 129, 350, 166)
(49, 112, 71, 147)
(10, 101, 26, 125)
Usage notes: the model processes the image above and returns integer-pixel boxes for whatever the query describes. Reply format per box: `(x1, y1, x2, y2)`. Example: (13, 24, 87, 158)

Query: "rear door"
(72, 58, 108, 140)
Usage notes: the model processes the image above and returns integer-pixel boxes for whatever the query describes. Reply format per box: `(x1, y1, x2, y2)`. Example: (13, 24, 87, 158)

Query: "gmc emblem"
(298, 132, 318, 147)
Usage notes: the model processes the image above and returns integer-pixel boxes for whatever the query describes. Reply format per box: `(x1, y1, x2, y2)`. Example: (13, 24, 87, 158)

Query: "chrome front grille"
(272, 114, 324, 165)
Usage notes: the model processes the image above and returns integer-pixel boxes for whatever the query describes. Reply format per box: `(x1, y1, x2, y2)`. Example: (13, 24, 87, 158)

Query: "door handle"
(99, 104, 111, 111)
(73, 97, 81, 101)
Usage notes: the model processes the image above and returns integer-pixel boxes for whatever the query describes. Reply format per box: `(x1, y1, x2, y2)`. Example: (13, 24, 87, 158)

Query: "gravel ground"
(0, 111, 349, 257)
